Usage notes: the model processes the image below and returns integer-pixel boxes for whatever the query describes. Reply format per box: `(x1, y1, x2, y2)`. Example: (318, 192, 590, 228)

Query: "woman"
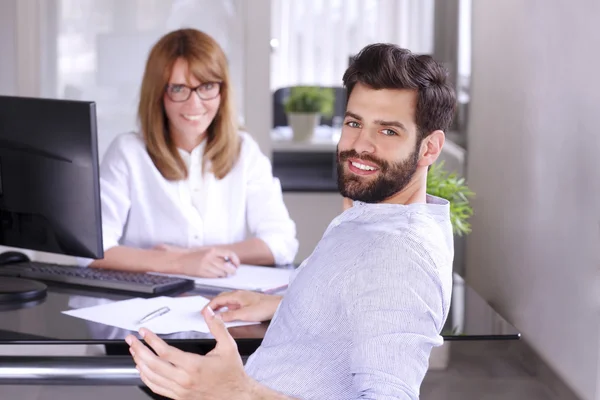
(86, 28, 298, 278)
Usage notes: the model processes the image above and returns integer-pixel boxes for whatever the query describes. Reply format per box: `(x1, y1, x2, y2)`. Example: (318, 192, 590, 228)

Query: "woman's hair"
(138, 28, 240, 180)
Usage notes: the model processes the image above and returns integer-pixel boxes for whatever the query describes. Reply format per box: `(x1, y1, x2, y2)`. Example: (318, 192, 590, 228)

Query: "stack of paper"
(152, 264, 293, 293)
(62, 295, 258, 335)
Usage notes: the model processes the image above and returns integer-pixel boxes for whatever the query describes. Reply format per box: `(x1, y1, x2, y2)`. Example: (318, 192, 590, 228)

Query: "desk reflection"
(66, 293, 269, 342)
(441, 274, 519, 340)
(0, 272, 517, 345)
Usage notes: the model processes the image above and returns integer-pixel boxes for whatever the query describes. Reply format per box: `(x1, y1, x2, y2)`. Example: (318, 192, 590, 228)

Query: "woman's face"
(163, 57, 221, 144)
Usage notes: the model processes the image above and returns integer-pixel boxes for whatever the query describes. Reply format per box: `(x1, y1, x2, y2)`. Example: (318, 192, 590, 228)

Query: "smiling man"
(127, 43, 457, 400)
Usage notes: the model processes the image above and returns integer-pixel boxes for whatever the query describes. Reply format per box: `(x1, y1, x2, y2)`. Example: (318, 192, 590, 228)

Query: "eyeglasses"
(165, 82, 221, 102)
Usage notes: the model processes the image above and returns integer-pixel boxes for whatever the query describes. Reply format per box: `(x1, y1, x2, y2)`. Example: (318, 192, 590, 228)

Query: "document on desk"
(151, 264, 293, 293)
(62, 295, 258, 335)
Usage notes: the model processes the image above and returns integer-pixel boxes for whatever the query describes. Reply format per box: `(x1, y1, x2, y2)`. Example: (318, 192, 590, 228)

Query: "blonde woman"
(87, 29, 298, 278)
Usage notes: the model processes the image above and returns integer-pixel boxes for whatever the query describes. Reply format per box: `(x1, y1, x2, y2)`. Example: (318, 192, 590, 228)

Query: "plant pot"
(287, 112, 320, 142)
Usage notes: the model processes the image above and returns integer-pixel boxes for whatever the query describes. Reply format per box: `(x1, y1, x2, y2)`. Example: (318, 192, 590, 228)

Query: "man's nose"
(352, 129, 376, 154)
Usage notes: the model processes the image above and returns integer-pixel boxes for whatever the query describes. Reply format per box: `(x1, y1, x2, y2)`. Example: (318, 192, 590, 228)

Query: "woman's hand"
(154, 244, 240, 278)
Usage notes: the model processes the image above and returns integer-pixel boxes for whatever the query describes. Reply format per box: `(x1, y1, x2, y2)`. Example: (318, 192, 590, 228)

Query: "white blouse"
(84, 131, 298, 266)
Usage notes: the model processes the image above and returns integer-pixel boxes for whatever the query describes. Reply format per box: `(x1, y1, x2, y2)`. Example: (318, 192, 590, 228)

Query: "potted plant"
(283, 86, 334, 141)
(426, 160, 474, 236)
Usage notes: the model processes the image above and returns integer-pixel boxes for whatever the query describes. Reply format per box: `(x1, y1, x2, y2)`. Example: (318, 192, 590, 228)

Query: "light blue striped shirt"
(245, 195, 454, 399)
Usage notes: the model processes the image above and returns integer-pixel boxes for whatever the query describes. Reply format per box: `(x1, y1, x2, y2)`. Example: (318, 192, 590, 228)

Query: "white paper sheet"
(152, 264, 293, 293)
(62, 295, 258, 334)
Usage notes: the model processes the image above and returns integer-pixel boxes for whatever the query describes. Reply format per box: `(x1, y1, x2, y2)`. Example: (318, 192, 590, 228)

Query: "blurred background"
(0, 1, 598, 399)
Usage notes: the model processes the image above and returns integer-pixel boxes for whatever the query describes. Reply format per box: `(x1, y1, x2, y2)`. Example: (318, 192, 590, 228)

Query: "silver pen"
(222, 256, 237, 269)
(137, 306, 171, 325)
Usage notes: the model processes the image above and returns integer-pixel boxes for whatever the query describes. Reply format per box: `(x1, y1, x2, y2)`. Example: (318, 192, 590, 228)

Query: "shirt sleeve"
(99, 137, 133, 251)
(243, 135, 299, 265)
(345, 238, 448, 400)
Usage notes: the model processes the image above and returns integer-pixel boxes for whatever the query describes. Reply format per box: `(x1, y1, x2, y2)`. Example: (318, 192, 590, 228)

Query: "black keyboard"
(0, 262, 195, 296)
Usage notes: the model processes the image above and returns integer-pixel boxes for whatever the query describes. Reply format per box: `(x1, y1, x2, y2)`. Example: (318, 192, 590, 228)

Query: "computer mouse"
(0, 251, 30, 266)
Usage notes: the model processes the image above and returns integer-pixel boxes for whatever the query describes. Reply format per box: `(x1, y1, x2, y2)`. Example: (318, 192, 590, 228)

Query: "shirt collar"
(352, 194, 449, 207)
(177, 139, 206, 168)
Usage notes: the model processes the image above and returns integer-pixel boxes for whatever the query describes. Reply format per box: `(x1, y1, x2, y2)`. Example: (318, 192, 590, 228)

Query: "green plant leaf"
(283, 86, 335, 117)
(426, 160, 475, 236)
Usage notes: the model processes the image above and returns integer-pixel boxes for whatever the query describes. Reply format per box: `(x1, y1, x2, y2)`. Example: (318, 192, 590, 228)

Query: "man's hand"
(206, 290, 283, 322)
(126, 307, 252, 399)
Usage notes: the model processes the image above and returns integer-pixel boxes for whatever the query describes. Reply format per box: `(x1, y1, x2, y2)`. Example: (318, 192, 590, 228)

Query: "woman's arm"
(212, 237, 275, 266)
(90, 246, 182, 273)
(92, 237, 273, 273)
(91, 245, 238, 278)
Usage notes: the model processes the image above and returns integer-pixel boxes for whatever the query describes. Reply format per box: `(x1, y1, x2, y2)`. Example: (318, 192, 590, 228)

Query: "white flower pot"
(287, 112, 320, 142)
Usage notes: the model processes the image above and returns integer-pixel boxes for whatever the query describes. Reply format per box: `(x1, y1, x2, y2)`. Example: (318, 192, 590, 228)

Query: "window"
(270, 0, 435, 90)
(44, 0, 244, 158)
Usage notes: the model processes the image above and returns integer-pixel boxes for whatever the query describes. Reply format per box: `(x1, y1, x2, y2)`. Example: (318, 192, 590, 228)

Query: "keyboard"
(0, 262, 195, 296)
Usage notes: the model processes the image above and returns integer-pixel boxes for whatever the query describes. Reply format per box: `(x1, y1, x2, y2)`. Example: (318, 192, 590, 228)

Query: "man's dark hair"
(343, 44, 457, 140)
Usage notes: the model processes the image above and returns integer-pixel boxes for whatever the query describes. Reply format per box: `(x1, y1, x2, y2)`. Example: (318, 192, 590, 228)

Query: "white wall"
(241, 0, 272, 157)
(283, 193, 343, 264)
(0, 0, 17, 95)
(466, 1, 600, 399)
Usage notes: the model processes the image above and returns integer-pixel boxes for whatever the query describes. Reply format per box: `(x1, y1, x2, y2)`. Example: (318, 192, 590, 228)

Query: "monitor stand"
(0, 276, 48, 303)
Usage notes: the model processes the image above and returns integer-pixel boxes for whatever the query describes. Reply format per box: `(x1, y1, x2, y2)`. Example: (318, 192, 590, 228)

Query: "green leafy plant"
(427, 161, 475, 236)
(284, 86, 334, 117)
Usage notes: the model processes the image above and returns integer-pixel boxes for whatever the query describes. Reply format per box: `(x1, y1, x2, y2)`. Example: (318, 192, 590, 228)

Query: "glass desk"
(0, 273, 519, 385)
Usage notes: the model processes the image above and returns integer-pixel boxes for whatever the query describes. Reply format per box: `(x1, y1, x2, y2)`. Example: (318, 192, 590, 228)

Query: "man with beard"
(125, 43, 457, 400)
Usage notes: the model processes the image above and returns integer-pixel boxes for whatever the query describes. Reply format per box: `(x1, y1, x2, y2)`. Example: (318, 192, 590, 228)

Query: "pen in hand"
(223, 256, 238, 269)
(137, 306, 171, 325)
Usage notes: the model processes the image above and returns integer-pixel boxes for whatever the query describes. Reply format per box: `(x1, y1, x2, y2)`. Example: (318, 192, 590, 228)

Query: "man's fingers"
(219, 308, 254, 322)
(130, 330, 204, 391)
(207, 292, 242, 311)
(203, 307, 237, 351)
(139, 328, 188, 365)
(138, 370, 179, 400)
(127, 334, 179, 385)
(137, 364, 181, 400)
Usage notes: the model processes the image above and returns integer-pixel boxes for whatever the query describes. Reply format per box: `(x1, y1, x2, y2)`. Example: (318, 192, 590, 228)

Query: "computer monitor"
(0, 95, 103, 259)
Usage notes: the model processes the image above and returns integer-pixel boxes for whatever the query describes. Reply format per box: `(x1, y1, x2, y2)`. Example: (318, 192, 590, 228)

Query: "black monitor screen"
(0, 95, 103, 259)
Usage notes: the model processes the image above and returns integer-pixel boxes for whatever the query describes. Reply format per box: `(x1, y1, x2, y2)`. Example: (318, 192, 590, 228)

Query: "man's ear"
(418, 130, 445, 167)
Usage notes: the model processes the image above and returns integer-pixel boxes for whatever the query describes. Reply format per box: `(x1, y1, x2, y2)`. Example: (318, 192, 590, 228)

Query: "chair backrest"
(272, 86, 347, 128)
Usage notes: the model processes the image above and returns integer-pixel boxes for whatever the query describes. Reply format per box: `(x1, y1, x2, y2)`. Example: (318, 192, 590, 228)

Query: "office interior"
(0, 0, 598, 399)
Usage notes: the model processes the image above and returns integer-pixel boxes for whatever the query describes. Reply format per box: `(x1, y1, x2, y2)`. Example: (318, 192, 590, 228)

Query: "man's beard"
(336, 145, 420, 203)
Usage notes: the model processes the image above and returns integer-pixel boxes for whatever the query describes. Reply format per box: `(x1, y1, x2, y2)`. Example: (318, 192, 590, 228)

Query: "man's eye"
(381, 129, 397, 136)
(346, 121, 360, 128)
